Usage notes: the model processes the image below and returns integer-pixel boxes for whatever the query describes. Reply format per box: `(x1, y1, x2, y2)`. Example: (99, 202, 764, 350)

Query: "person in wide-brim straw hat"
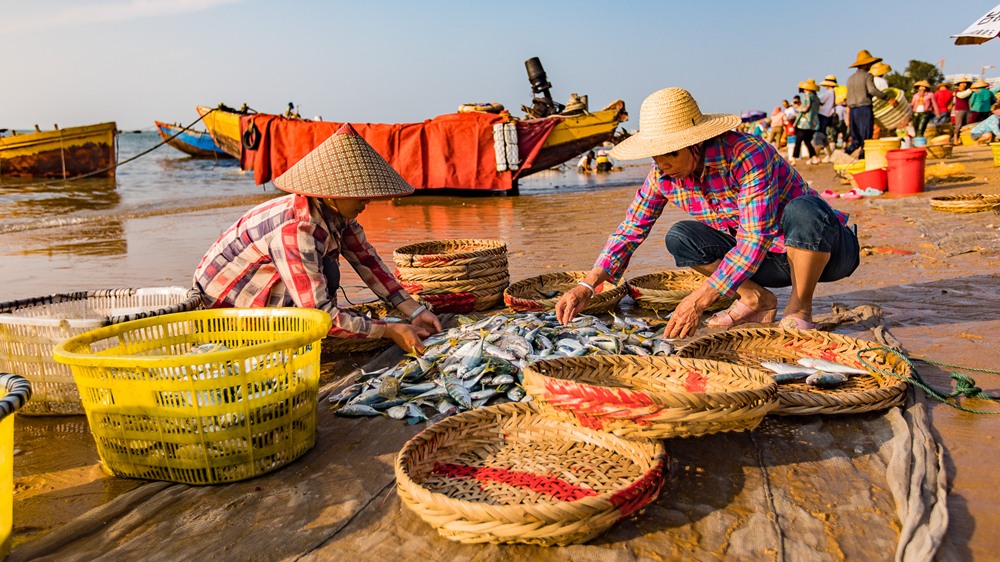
(555, 88, 861, 335)
(792, 80, 823, 165)
(910, 81, 940, 138)
(193, 123, 442, 352)
(844, 50, 895, 157)
(849, 49, 882, 68)
(820, 75, 839, 88)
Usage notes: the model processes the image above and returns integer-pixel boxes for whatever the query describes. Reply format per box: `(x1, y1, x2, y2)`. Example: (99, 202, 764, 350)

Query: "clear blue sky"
(2, 0, 998, 130)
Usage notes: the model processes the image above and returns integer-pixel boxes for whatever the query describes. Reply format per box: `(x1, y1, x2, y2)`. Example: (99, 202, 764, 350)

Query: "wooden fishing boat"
(154, 121, 233, 159)
(0, 122, 116, 178)
(197, 105, 244, 160)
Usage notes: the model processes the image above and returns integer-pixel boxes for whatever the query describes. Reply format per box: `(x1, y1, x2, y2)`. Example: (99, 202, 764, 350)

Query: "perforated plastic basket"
(0, 287, 202, 415)
(53, 308, 331, 485)
(0, 374, 31, 558)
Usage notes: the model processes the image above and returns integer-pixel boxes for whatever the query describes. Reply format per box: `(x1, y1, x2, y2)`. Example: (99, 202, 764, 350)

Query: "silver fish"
(771, 372, 810, 383)
(761, 361, 819, 375)
(470, 388, 499, 400)
(349, 389, 384, 406)
(386, 405, 408, 419)
(798, 358, 867, 375)
(653, 340, 675, 356)
(444, 377, 473, 409)
(336, 405, 382, 417)
(405, 402, 428, 421)
(491, 374, 515, 385)
(507, 386, 526, 401)
(483, 343, 518, 362)
(625, 344, 650, 356)
(805, 372, 849, 387)
(328, 384, 362, 404)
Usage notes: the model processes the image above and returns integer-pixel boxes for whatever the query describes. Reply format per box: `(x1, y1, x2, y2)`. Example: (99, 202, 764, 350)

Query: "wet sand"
(2, 145, 1000, 557)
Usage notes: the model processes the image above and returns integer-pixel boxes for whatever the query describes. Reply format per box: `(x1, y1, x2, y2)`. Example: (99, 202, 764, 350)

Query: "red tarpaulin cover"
(241, 113, 562, 191)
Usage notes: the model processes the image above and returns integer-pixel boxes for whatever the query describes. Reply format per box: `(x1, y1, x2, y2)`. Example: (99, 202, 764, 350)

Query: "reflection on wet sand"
(0, 177, 120, 220)
(12, 221, 127, 257)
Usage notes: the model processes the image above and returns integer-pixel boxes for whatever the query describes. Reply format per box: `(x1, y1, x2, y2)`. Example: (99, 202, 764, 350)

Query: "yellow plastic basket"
(53, 308, 331, 485)
(0, 374, 32, 559)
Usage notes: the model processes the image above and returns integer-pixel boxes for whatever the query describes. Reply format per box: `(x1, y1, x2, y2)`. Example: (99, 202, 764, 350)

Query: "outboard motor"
(524, 57, 565, 118)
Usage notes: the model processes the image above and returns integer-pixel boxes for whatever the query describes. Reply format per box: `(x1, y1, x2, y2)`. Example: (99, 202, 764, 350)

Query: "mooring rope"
(859, 347, 1000, 414)
(0, 108, 219, 189)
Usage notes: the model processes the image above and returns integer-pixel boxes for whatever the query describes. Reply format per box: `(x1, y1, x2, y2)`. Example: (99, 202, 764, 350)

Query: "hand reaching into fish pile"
(330, 311, 677, 423)
(760, 357, 868, 388)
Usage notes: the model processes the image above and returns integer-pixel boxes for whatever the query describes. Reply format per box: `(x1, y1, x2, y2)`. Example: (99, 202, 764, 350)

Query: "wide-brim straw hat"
(870, 62, 892, 77)
(273, 123, 414, 199)
(913, 80, 932, 90)
(798, 79, 820, 92)
(609, 88, 740, 161)
(849, 49, 882, 68)
(820, 75, 839, 87)
(955, 77, 973, 86)
(938, 82, 952, 89)
(972, 79, 990, 89)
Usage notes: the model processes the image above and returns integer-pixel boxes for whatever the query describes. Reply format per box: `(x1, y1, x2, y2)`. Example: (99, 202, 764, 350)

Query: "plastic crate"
(53, 308, 331, 485)
(0, 288, 201, 415)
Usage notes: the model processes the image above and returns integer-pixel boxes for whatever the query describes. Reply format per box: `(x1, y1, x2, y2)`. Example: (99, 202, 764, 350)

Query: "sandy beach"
(2, 140, 998, 559)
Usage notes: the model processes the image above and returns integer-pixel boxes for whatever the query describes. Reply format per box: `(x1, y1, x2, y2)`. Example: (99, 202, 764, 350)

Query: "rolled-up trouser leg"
(780, 196, 860, 282)
(665, 221, 793, 289)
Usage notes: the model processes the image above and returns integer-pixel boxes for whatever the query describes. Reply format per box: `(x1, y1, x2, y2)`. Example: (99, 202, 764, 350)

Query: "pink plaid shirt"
(193, 194, 410, 339)
(596, 131, 849, 298)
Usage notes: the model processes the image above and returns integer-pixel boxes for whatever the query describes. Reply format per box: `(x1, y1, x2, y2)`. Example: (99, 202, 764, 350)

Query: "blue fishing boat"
(154, 121, 233, 158)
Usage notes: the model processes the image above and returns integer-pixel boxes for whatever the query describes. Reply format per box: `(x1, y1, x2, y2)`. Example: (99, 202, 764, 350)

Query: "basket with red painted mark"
(395, 402, 666, 546)
(676, 328, 911, 415)
(523, 355, 777, 439)
(626, 270, 736, 313)
(415, 285, 505, 313)
(503, 271, 627, 314)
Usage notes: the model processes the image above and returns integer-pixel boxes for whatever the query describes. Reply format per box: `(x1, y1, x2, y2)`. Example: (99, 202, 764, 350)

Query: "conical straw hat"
(849, 49, 882, 68)
(820, 75, 838, 87)
(273, 123, 414, 199)
(609, 88, 740, 161)
(870, 62, 892, 77)
(798, 79, 820, 92)
(972, 79, 990, 89)
(913, 80, 932, 90)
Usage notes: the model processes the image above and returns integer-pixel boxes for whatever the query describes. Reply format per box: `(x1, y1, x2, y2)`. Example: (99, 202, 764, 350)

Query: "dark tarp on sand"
(8, 321, 948, 562)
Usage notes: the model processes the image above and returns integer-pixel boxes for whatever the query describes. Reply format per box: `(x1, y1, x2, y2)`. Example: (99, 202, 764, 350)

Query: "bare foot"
(737, 287, 778, 312)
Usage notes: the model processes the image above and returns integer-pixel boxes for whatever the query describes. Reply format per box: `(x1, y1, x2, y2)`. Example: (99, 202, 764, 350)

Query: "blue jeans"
(845, 105, 874, 158)
(664, 196, 860, 289)
(932, 111, 950, 125)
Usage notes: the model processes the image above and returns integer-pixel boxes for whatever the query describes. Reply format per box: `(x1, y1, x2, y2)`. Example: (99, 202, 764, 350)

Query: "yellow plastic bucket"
(961, 133, 974, 146)
(991, 143, 1000, 166)
(53, 308, 332, 485)
(864, 138, 902, 170)
(872, 88, 913, 130)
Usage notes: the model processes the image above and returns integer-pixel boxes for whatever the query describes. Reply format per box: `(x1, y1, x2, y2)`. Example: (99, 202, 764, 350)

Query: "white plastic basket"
(0, 287, 202, 415)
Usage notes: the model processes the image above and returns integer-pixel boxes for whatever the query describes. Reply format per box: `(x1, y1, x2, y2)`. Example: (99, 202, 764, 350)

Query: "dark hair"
(782, 99, 789, 105)
(793, 95, 801, 101)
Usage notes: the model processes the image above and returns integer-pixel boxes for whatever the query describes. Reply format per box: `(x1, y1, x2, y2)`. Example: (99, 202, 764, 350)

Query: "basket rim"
(393, 239, 507, 265)
(0, 286, 201, 327)
(504, 271, 627, 311)
(394, 402, 666, 518)
(524, 355, 777, 406)
(52, 307, 332, 368)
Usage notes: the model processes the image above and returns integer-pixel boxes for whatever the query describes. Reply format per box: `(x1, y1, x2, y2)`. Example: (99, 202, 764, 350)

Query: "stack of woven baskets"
(393, 239, 508, 313)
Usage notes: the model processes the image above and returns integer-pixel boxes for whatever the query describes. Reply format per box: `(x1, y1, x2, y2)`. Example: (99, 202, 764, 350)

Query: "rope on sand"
(0, 108, 218, 188)
(860, 347, 1000, 414)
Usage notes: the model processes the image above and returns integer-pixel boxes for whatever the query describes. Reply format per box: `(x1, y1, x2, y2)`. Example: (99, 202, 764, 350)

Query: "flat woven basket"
(627, 271, 736, 313)
(395, 257, 508, 282)
(676, 328, 911, 415)
(417, 285, 505, 313)
(393, 239, 507, 268)
(401, 272, 510, 295)
(322, 302, 406, 355)
(925, 145, 953, 159)
(0, 288, 202, 416)
(929, 194, 1000, 214)
(523, 355, 777, 439)
(53, 308, 331, 485)
(503, 272, 627, 314)
(395, 402, 667, 546)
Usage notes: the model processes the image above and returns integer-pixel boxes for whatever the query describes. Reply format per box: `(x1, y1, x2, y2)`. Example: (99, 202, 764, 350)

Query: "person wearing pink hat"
(193, 123, 442, 353)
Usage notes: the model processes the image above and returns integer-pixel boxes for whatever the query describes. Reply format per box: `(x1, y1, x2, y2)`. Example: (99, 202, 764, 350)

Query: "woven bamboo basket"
(395, 257, 508, 282)
(523, 355, 777, 439)
(0, 288, 202, 416)
(929, 194, 1000, 214)
(401, 272, 510, 295)
(503, 272, 627, 314)
(322, 302, 407, 355)
(925, 145, 953, 160)
(676, 328, 912, 415)
(393, 239, 507, 268)
(627, 271, 736, 313)
(417, 285, 505, 313)
(395, 402, 667, 546)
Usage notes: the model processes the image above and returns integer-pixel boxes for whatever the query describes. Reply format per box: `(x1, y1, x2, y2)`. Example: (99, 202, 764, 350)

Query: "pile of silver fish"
(330, 311, 675, 423)
(760, 357, 868, 388)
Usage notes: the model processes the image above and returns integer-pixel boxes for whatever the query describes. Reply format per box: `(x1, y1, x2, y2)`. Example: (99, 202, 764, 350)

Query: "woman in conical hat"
(555, 88, 860, 335)
(193, 123, 442, 352)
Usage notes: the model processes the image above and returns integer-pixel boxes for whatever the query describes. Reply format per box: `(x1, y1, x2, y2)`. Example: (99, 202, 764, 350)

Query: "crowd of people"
(736, 49, 1000, 162)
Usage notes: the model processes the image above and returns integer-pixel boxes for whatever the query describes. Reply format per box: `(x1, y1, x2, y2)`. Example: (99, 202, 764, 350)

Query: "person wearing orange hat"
(844, 50, 895, 158)
(555, 88, 860, 336)
(193, 123, 442, 353)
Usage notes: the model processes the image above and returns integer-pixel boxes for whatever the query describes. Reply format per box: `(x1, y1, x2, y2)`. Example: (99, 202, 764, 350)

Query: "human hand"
(411, 309, 442, 335)
(664, 293, 706, 339)
(385, 323, 431, 354)
(555, 286, 592, 325)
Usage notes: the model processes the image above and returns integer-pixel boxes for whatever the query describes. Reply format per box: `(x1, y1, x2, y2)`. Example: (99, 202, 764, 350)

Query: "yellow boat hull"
(197, 106, 243, 159)
(0, 122, 117, 178)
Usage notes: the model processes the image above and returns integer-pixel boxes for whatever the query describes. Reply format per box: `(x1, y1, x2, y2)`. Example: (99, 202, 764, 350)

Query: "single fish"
(805, 372, 849, 387)
(491, 374, 515, 385)
(483, 343, 518, 362)
(798, 358, 867, 375)
(761, 361, 819, 376)
(444, 377, 473, 409)
(507, 386, 526, 401)
(335, 405, 382, 417)
(653, 340, 675, 356)
(470, 388, 499, 400)
(348, 389, 384, 406)
(372, 398, 408, 411)
(386, 405, 408, 419)
(328, 384, 362, 404)
(405, 402, 428, 421)
(771, 372, 810, 383)
(625, 344, 650, 356)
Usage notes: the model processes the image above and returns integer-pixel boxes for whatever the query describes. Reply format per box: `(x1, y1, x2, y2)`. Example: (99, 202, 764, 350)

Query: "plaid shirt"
(595, 131, 849, 299)
(193, 194, 410, 339)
